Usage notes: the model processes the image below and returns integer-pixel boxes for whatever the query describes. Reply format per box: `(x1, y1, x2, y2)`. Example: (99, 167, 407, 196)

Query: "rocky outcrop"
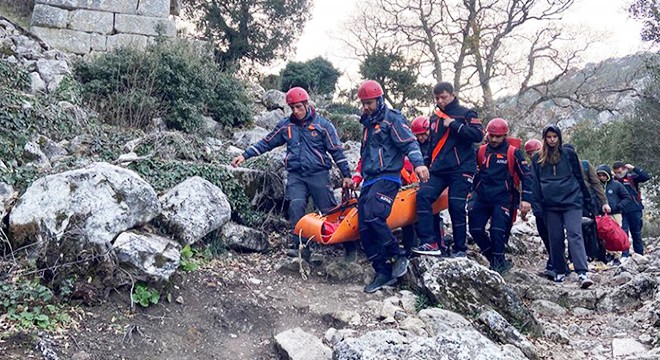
(274, 328, 332, 360)
(221, 222, 269, 253)
(30, 0, 178, 55)
(413, 257, 543, 336)
(156, 176, 231, 244)
(333, 328, 528, 360)
(113, 231, 181, 282)
(9, 162, 160, 249)
(0, 18, 71, 94)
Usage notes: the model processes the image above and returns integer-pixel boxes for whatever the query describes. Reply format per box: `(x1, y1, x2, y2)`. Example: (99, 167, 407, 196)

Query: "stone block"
(106, 33, 149, 51)
(69, 9, 114, 34)
(36, 0, 138, 14)
(137, 0, 170, 17)
(32, 27, 91, 54)
(90, 33, 107, 51)
(31, 4, 69, 28)
(114, 14, 176, 37)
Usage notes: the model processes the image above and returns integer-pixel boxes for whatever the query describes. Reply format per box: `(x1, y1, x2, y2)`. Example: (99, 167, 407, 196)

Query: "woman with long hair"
(531, 124, 594, 288)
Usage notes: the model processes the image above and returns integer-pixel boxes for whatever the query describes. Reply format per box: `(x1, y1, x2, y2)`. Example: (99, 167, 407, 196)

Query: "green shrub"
(0, 60, 30, 91)
(74, 38, 252, 132)
(0, 278, 72, 331)
(329, 114, 362, 142)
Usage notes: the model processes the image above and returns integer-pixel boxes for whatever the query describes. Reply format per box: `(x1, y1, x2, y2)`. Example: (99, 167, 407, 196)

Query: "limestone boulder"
(414, 257, 543, 336)
(231, 126, 270, 150)
(478, 309, 539, 360)
(261, 89, 287, 111)
(156, 176, 231, 244)
(597, 274, 657, 312)
(9, 162, 160, 249)
(113, 231, 181, 282)
(333, 329, 528, 360)
(274, 328, 331, 360)
(221, 222, 269, 253)
(254, 109, 285, 129)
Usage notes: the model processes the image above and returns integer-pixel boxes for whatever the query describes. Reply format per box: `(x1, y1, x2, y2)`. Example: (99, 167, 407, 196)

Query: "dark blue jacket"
(473, 142, 533, 206)
(419, 139, 432, 167)
(531, 147, 593, 212)
(596, 165, 634, 214)
(614, 166, 650, 211)
(243, 109, 351, 178)
(427, 98, 483, 174)
(360, 108, 424, 182)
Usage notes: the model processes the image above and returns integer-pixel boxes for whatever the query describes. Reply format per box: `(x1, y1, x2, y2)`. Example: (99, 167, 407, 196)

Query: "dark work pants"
(582, 217, 599, 261)
(286, 172, 358, 251)
(546, 209, 589, 275)
(416, 172, 472, 252)
(536, 213, 553, 270)
(622, 210, 644, 255)
(358, 180, 400, 276)
(469, 201, 512, 265)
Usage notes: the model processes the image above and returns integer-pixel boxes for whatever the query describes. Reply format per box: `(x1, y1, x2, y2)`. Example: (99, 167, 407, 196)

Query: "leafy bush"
(133, 283, 160, 308)
(0, 60, 30, 91)
(280, 57, 341, 95)
(329, 114, 362, 142)
(325, 102, 360, 115)
(74, 38, 253, 132)
(179, 245, 200, 272)
(0, 279, 72, 331)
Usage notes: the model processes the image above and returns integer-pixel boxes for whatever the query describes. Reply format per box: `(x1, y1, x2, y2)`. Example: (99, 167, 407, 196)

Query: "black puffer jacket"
(531, 125, 593, 212)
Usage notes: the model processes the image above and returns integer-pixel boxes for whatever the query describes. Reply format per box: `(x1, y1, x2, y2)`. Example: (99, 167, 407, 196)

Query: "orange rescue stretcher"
(293, 186, 448, 245)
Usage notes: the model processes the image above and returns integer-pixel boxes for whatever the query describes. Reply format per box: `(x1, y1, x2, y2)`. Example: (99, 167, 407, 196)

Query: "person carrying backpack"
(468, 118, 532, 273)
(531, 125, 602, 288)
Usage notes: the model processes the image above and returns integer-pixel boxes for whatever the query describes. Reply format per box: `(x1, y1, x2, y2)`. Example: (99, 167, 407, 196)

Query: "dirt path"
(2, 235, 659, 360)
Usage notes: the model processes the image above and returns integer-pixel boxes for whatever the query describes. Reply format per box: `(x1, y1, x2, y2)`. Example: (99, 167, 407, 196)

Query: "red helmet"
(411, 116, 430, 135)
(524, 139, 542, 154)
(486, 118, 509, 136)
(285, 87, 309, 105)
(357, 80, 384, 100)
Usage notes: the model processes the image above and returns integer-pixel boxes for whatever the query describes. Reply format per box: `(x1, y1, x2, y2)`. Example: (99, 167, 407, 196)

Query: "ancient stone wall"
(30, 0, 179, 55)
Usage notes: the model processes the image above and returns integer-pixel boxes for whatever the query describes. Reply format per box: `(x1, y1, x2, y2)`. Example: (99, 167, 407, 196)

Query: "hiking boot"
(364, 273, 397, 293)
(540, 268, 556, 280)
(412, 242, 443, 256)
(579, 273, 594, 289)
(391, 256, 409, 278)
(452, 250, 467, 258)
(554, 273, 566, 283)
(491, 259, 513, 275)
(344, 248, 358, 263)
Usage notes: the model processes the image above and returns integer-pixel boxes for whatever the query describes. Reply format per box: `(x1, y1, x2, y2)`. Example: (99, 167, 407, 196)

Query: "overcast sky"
(286, 0, 650, 90)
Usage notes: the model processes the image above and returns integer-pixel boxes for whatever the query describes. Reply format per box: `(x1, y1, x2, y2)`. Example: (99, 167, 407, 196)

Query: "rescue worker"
(612, 161, 651, 256)
(231, 87, 354, 259)
(468, 118, 532, 273)
(413, 82, 484, 256)
(356, 80, 429, 293)
(409, 116, 447, 255)
(352, 156, 419, 256)
(531, 125, 598, 288)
